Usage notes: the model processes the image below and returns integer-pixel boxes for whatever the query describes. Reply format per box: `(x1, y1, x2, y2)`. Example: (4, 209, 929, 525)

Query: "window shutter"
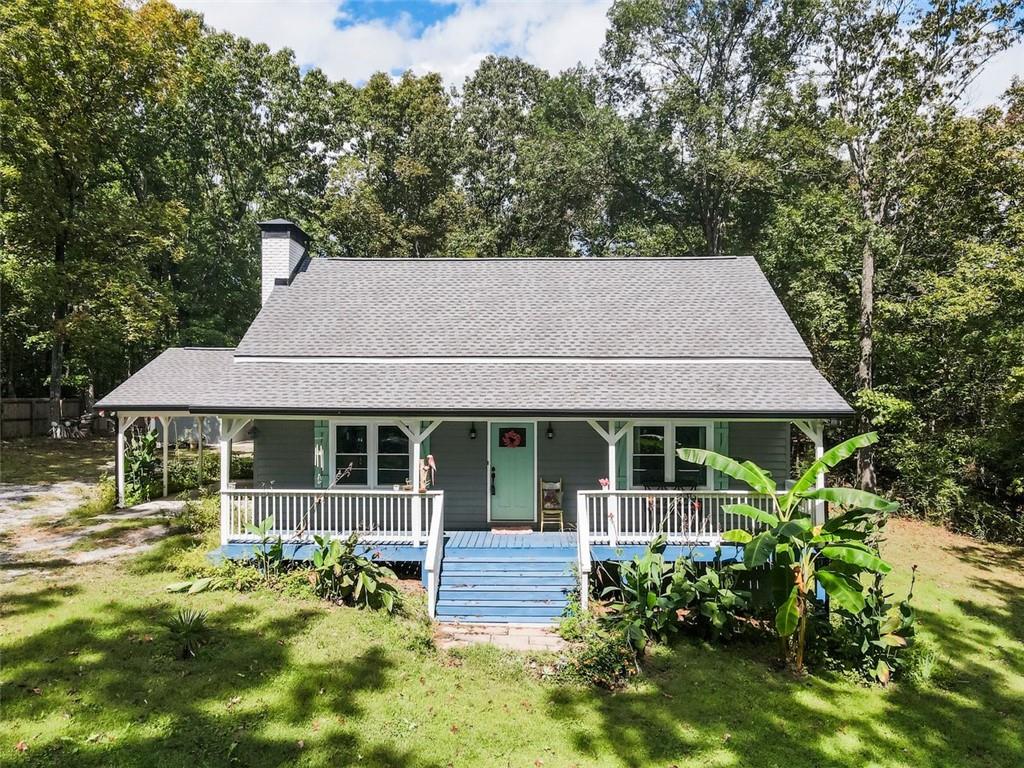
(713, 422, 729, 490)
(421, 420, 431, 460)
(313, 420, 329, 488)
(615, 422, 629, 489)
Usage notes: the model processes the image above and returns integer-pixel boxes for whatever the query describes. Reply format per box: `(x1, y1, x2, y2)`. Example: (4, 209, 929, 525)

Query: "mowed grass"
(1, 437, 113, 485)
(2, 519, 1022, 767)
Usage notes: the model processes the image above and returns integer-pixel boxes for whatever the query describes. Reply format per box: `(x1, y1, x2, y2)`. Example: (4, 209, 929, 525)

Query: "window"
(376, 425, 410, 487)
(630, 422, 711, 489)
(332, 423, 412, 488)
(631, 425, 665, 487)
(674, 425, 707, 489)
(335, 425, 368, 486)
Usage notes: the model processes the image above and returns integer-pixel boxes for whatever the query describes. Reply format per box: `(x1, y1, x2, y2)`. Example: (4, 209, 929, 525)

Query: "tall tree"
(601, 0, 818, 256)
(817, 0, 1023, 488)
(0, 0, 193, 414)
(324, 72, 463, 258)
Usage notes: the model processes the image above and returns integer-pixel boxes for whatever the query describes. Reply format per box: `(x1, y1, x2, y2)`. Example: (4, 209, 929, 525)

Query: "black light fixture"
(468, 422, 477, 440)
(546, 422, 555, 440)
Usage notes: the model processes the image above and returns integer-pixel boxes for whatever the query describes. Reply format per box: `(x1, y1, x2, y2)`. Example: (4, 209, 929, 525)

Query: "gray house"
(97, 220, 851, 622)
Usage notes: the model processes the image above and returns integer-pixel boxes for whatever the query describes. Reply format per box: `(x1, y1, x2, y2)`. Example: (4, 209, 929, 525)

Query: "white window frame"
(328, 419, 413, 489)
(627, 419, 715, 490)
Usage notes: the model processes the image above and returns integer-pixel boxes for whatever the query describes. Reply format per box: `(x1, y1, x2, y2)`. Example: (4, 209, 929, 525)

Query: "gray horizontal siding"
(253, 419, 314, 489)
(727, 422, 790, 489)
(429, 422, 488, 530)
(537, 421, 605, 528)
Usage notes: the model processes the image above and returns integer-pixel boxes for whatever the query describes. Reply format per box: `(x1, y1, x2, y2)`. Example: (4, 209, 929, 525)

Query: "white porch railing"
(580, 490, 795, 547)
(424, 493, 446, 618)
(223, 488, 444, 546)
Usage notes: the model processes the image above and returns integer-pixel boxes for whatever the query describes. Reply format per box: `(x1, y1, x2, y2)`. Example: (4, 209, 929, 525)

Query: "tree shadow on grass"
(0, 583, 82, 618)
(1, 596, 442, 767)
(543, 599, 1024, 768)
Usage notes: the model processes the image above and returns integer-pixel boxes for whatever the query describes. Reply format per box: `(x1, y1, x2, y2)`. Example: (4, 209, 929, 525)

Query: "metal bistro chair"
(539, 478, 564, 532)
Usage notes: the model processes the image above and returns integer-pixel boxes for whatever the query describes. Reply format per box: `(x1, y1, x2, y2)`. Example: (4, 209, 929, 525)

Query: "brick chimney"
(258, 219, 309, 304)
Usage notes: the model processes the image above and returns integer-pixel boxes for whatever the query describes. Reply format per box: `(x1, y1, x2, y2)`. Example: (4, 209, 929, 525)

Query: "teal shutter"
(314, 419, 329, 488)
(420, 421, 431, 461)
(713, 422, 729, 489)
(615, 422, 629, 489)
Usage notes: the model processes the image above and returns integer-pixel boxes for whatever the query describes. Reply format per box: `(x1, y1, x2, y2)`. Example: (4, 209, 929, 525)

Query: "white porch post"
(411, 435, 422, 544)
(401, 419, 441, 546)
(196, 416, 204, 488)
(116, 415, 129, 507)
(794, 420, 826, 524)
(587, 419, 633, 548)
(219, 418, 232, 546)
(159, 416, 170, 498)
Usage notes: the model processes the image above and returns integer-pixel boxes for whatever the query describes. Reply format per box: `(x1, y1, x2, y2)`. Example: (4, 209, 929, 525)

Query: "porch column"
(196, 416, 204, 488)
(794, 420, 826, 523)
(587, 419, 633, 547)
(401, 419, 442, 546)
(159, 416, 170, 498)
(219, 421, 232, 546)
(116, 415, 130, 507)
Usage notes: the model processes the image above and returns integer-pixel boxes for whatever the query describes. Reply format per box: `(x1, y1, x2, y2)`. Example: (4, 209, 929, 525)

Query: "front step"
(435, 545, 577, 624)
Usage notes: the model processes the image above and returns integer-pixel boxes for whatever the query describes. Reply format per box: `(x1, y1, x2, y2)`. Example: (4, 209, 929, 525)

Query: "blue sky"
(173, 1, 1021, 107)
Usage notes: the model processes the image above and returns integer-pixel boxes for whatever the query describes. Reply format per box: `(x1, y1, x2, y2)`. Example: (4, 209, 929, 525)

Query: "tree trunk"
(48, 229, 68, 427)
(856, 233, 876, 490)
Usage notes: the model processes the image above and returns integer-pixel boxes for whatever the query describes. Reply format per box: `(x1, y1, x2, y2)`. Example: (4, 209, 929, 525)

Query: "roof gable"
(234, 257, 811, 359)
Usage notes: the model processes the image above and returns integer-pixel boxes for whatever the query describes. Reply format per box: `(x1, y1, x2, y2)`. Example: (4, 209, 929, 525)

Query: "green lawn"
(0, 437, 114, 485)
(2, 517, 1022, 767)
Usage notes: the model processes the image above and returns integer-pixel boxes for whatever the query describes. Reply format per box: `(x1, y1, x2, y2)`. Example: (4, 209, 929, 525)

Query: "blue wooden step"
(442, 560, 572, 573)
(440, 615, 557, 625)
(436, 603, 565, 618)
(443, 551, 576, 561)
(439, 574, 575, 586)
(439, 588, 570, 601)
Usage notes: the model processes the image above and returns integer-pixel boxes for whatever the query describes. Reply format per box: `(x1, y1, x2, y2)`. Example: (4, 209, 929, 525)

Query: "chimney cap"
(258, 218, 310, 246)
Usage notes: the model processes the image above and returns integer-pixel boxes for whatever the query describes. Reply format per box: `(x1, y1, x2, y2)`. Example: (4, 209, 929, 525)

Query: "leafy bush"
(124, 431, 159, 505)
(69, 476, 117, 521)
(681, 432, 899, 675)
(678, 559, 752, 642)
(310, 533, 402, 612)
(166, 452, 253, 492)
(167, 608, 210, 659)
(827, 568, 918, 685)
(245, 514, 284, 582)
(557, 611, 637, 689)
(177, 489, 219, 533)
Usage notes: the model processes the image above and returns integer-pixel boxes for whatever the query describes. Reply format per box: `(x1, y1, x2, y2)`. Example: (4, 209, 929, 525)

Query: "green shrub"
(557, 613, 637, 689)
(177, 489, 219, 533)
(310, 533, 402, 613)
(165, 452, 254, 493)
(69, 476, 117, 521)
(124, 431, 158, 505)
(167, 608, 210, 659)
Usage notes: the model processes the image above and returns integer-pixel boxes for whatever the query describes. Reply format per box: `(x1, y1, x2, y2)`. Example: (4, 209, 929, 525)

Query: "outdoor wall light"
(469, 423, 477, 440)
(546, 422, 555, 439)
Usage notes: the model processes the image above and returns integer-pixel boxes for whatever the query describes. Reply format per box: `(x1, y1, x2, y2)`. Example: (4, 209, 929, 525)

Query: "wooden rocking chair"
(539, 478, 564, 532)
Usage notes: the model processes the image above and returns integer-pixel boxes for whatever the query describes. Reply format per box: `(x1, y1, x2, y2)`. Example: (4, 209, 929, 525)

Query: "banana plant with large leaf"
(679, 431, 899, 675)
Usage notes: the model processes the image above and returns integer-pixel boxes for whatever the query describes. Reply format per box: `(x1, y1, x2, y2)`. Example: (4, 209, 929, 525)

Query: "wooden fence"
(1, 398, 83, 438)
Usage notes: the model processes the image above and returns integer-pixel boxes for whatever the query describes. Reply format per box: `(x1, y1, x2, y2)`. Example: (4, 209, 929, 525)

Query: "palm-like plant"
(167, 608, 210, 659)
(679, 431, 898, 674)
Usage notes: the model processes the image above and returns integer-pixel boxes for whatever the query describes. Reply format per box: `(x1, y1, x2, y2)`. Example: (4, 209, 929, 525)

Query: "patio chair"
(539, 478, 564, 532)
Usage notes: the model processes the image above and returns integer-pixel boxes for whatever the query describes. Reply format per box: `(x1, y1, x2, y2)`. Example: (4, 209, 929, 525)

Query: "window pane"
(378, 454, 408, 471)
(335, 468, 367, 486)
(336, 425, 367, 453)
(633, 426, 664, 454)
(378, 425, 409, 454)
(674, 426, 707, 487)
(336, 453, 367, 485)
(378, 469, 408, 486)
(632, 455, 665, 486)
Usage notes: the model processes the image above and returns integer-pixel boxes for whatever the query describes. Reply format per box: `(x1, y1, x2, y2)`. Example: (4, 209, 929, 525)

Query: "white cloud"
(173, 1, 1022, 108)
(173, 1, 613, 86)
(961, 41, 1024, 112)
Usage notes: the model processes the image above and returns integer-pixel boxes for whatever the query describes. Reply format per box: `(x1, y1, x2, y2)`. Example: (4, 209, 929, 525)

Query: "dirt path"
(0, 484, 184, 581)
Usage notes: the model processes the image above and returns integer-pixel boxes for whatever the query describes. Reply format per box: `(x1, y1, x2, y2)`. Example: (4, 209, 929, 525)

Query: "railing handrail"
(578, 489, 785, 497)
(223, 488, 444, 497)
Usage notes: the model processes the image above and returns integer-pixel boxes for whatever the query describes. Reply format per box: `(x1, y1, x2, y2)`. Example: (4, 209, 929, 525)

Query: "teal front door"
(489, 422, 535, 522)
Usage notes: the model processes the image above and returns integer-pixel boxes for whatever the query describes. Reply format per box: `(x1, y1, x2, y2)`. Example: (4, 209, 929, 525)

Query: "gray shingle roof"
(95, 348, 234, 410)
(235, 257, 812, 359)
(98, 353, 850, 416)
(96, 257, 853, 416)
